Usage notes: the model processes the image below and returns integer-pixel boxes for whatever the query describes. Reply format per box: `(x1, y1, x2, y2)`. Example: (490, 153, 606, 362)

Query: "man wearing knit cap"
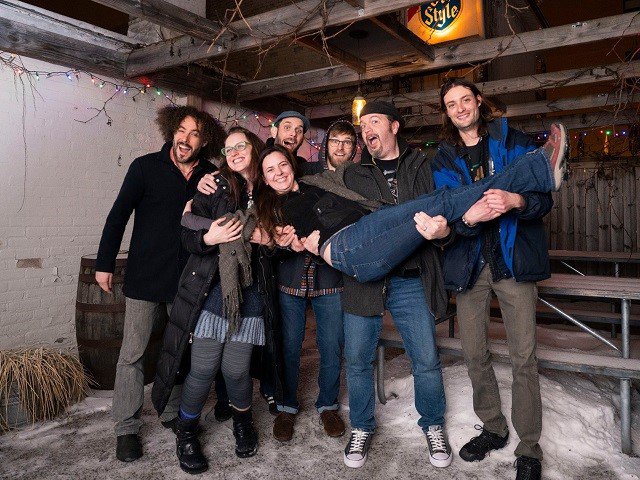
(267, 111, 322, 175)
(340, 101, 453, 469)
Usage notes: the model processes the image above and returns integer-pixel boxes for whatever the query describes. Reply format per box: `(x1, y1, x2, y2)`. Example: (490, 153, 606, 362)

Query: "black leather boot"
(232, 408, 258, 458)
(175, 416, 208, 474)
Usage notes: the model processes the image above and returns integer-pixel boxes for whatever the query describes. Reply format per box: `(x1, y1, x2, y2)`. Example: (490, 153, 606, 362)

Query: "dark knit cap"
(274, 111, 311, 133)
(360, 101, 401, 124)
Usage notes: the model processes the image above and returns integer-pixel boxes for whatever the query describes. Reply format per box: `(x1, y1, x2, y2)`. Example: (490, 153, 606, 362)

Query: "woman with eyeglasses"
(152, 127, 279, 474)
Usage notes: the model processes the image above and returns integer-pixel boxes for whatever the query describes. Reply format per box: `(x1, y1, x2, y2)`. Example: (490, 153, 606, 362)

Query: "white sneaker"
(426, 425, 452, 468)
(343, 428, 373, 468)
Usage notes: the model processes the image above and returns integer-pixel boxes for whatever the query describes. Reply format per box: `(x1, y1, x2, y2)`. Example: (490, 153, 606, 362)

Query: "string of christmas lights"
(1, 52, 177, 102)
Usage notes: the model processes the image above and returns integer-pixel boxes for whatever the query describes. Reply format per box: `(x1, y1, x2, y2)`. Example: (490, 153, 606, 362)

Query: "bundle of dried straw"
(0, 347, 91, 431)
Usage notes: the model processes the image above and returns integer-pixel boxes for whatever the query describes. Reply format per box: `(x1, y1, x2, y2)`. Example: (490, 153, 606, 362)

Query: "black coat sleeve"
(95, 160, 144, 273)
(181, 190, 232, 255)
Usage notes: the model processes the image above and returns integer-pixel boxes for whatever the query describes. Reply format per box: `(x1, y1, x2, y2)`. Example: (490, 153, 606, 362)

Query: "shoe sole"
(179, 464, 209, 475)
(429, 453, 453, 468)
(116, 455, 141, 463)
(552, 123, 568, 191)
(344, 452, 367, 468)
(236, 445, 258, 458)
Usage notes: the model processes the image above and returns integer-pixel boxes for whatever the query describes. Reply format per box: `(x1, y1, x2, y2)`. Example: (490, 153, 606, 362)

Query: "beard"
(172, 141, 200, 164)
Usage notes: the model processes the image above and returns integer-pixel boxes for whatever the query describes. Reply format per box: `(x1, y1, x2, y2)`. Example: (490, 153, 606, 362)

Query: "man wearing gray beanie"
(340, 101, 452, 470)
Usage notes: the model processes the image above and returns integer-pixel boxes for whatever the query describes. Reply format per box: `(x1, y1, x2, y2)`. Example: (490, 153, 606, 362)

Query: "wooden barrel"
(75, 254, 164, 390)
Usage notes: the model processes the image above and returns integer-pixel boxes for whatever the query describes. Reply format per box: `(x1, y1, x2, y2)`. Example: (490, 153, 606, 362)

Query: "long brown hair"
(218, 126, 265, 205)
(439, 77, 496, 147)
(255, 145, 299, 240)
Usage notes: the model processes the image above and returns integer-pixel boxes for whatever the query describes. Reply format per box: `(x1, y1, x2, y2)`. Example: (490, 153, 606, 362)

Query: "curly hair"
(255, 145, 299, 241)
(155, 105, 226, 161)
(219, 126, 266, 205)
(439, 77, 496, 148)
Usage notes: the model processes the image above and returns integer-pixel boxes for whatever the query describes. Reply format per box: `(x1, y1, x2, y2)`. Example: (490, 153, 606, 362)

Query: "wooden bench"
(376, 273, 640, 455)
(451, 296, 640, 333)
(550, 250, 640, 277)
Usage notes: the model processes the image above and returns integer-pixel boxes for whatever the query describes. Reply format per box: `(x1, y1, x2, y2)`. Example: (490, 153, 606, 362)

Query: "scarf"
(217, 208, 258, 336)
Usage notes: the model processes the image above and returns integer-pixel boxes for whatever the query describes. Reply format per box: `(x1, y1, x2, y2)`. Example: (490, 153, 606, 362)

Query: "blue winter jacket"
(431, 118, 553, 292)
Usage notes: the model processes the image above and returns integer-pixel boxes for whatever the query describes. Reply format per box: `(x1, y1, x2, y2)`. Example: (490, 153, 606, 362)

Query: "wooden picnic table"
(377, 273, 640, 456)
(536, 273, 640, 455)
(549, 250, 640, 277)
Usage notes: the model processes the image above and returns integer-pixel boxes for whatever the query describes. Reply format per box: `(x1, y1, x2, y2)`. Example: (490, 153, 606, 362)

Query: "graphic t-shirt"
(375, 157, 399, 202)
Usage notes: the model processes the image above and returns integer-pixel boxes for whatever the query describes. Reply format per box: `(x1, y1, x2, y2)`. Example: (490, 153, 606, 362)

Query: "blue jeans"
(329, 147, 554, 283)
(344, 276, 445, 432)
(278, 292, 344, 413)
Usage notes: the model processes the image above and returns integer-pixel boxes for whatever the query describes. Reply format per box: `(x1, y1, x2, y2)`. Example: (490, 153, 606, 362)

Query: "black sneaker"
(459, 426, 509, 462)
(425, 425, 452, 468)
(343, 429, 374, 468)
(261, 392, 278, 416)
(214, 400, 233, 422)
(116, 434, 142, 462)
(515, 456, 542, 480)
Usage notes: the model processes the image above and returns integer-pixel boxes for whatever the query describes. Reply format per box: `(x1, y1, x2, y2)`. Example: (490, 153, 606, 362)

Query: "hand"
(463, 197, 501, 225)
(290, 235, 306, 252)
(197, 173, 219, 195)
(302, 230, 321, 255)
(414, 213, 450, 240)
(95, 271, 113, 293)
(274, 225, 296, 248)
(250, 226, 273, 246)
(483, 189, 524, 214)
(203, 217, 243, 245)
(182, 199, 193, 215)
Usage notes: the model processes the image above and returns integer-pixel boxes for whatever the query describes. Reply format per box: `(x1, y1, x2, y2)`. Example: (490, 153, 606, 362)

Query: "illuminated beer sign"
(407, 0, 484, 45)
(422, 0, 461, 31)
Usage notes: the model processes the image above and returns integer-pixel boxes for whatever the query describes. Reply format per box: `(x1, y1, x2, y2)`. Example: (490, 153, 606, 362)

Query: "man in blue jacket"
(432, 78, 551, 480)
(96, 106, 222, 463)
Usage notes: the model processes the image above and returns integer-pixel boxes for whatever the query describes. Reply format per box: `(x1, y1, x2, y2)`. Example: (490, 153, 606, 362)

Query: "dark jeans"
(344, 276, 444, 432)
(278, 292, 344, 413)
(329, 147, 553, 283)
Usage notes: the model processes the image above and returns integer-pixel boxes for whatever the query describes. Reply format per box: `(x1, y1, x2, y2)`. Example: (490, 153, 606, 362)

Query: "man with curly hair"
(95, 105, 223, 463)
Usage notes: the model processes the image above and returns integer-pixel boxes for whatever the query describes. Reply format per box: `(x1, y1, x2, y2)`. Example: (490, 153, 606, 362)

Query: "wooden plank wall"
(545, 161, 640, 276)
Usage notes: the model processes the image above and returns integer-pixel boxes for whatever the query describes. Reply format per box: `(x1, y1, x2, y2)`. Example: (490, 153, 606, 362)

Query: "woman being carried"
(255, 123, 568, 283)
(152, 127, 276, 474)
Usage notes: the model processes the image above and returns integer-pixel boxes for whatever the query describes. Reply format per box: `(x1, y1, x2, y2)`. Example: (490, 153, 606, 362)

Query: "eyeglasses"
(327, 138, 355, 148)
(221, 141, 250, 156)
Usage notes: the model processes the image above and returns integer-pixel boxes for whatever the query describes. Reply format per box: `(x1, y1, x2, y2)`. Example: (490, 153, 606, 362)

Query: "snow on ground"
(1, 346, 638, 479)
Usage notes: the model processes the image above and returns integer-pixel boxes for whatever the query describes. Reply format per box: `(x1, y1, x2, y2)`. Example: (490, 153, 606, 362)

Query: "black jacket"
(265, 137, 343, 295)
(341, 139, 449, 319)
(95, 143, 216, 302)
(151, 184, 282, 414)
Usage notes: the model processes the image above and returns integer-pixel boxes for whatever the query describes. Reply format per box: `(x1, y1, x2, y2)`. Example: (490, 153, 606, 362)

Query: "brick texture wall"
(0, 58, 166, 350)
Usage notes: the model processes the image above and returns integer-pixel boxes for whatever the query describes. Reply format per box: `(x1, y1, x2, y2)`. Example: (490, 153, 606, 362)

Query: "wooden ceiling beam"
(306, 60, 640, 119)
(90, 0, 222, 41)
(239, 11, 640, 101)
(369, 14, 435, 61)
(125, 0, 427, 77)
(403, 92, 640, 128)
(343, 0, 366, 8)
(408, 111, 638, 144)
(296, 36, 367, 73)
(0, 0, 237, 102)
(0, 0, 133, 78)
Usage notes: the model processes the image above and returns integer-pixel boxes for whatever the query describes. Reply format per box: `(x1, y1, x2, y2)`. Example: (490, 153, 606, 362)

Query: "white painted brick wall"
(0, 57, 171, 350)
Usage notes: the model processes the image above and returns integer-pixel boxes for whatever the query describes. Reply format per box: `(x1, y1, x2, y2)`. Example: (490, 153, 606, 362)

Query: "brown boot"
(320, 410, 346, 437)
(273, 412, 295, 442)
